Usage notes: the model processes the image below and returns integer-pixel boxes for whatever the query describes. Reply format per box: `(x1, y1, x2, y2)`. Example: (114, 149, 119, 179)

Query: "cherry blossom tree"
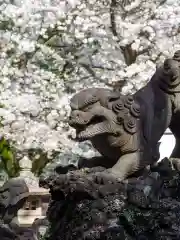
(0, 0, 180, 177)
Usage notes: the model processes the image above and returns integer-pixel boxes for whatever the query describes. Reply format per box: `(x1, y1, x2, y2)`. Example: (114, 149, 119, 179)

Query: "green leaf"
(0, 138, 19, 178)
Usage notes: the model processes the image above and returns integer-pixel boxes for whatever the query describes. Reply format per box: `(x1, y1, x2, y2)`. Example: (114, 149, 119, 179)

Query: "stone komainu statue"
(68, 50, 180, 181)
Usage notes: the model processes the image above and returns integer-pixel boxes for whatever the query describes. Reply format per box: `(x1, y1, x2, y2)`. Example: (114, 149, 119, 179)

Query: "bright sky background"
(159, 128, 175, 160)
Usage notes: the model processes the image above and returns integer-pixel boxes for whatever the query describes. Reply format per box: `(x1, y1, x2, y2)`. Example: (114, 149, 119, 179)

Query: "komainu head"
(68, 88, 122, 141)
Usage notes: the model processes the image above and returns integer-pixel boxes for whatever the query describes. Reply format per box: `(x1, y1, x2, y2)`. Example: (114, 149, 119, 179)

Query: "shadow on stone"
(0, 177, 29, 240)
(39, 158, 180, 240)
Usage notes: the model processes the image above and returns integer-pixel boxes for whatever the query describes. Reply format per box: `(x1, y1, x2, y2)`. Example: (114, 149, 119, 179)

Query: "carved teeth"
(77, 122, 112, 139)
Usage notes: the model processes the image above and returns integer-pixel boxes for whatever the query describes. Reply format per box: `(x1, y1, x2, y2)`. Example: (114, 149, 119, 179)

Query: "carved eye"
(117, 115, 123, 123)
(117, 109, 128, 124)
(108, 92, 121, 102)
(83, 105, 93, 112)
(2, 194, 8, 199)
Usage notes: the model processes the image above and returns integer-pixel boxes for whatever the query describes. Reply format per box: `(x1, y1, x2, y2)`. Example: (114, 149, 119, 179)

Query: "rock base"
(40, 158, 180, 240)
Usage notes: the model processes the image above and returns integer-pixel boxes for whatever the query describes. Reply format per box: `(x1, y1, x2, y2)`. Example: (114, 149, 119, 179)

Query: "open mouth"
(75, 116, 106, 140)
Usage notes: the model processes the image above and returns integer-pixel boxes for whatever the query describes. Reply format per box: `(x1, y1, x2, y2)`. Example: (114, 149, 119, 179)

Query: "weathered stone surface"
(0, 178, 29, 240)
(40, 158, 180, 239)
(0, 224, 17, 240)
(68, 50, 180, 181)
(38, 50, 180, 239)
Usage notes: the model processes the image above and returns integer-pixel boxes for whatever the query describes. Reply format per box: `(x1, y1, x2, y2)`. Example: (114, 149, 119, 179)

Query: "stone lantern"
(17, 156, 50, 227)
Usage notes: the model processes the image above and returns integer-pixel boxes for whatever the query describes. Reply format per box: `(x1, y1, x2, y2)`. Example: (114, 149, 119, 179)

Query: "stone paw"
(93, 170, 122, 185)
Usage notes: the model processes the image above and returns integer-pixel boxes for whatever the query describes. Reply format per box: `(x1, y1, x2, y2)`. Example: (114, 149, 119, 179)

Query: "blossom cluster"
(0, 0, 180, 166)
